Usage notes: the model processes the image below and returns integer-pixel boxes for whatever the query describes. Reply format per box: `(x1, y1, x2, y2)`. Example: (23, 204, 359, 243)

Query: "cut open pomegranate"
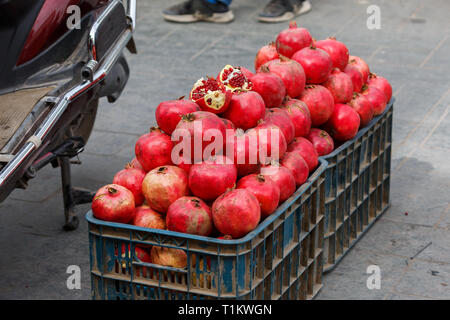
(190, 77, 232, 114)
(217, 65, 253, 92)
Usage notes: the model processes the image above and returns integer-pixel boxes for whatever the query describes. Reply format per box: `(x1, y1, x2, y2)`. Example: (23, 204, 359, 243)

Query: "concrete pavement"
(0, 0, 449, 299)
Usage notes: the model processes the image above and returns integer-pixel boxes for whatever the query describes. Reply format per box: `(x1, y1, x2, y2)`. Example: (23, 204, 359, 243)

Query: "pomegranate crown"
(288, 21, 297, 29)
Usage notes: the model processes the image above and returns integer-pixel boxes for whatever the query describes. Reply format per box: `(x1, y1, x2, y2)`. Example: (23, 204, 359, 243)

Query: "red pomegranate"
(190, 77, 232, 114)
(322, 68, 354, 103)
(113, 165, 146, 206)
(239, 66, 255, 80)
(247, 122, 287, 164)
(92, 184, 135, 223)
(217, 65, 253, 92)
(315, 37, 349, 71)
(251, 66, 286, 108)
(361, 84, 387, 115)
(237, 174, 280, 218)
(255, 42, 279, 71)
(227, 129, 259, 177)
(325, 103, 361, 141)
(262, 56, 306, 98)
(120, 244, 151, 264)
(263, 108, 296, 144)
(155, 97, 200, 135)
(151, 246, 187, 268)
(281, 97, 311, 137)
(306, 128, 334, 156)
(344, 64, 364, 93)
(287, 137, 319, 172)
(348, 56, 370, 83)
(280, 152, 309, 186)
(222, 118, 236, 131)
(135, 127, 173, 172)
(223, 91, 265, 130)
(298, 85, 335, 126)
(367, 73, 392, 102)
(166, 196, 213, 236)
(176, 151, 194, 174)
(260, 163, 296, 203)
(275, 21, 312, 58)
(188, 155, 237, 201)
(348, 92, 374, 127)
(291, 45, 333, 84)
(217, 235, 233, 240)
(142, 166, 189, 213)
(172, 111, 226, 163)
(212, 189, 261, 238)
(128, 157, 144, 171)
(133, 205, 166, 230)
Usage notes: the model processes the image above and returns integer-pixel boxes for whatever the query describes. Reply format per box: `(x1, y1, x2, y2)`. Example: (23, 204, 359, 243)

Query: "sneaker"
(163, 0, 234, 23)
(258, 0, 312, 23)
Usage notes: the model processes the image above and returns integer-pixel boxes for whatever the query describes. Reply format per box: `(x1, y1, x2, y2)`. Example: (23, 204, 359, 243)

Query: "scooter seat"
(0, 86, 54, 152)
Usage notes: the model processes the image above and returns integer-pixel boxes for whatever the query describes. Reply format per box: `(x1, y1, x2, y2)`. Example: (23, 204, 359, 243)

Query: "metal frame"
(0, 0, 136, 189)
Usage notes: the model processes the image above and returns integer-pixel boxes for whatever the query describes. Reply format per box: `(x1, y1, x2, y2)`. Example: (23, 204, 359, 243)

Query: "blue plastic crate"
(86, 159, 327, 300)
(322, 100, 394, 272)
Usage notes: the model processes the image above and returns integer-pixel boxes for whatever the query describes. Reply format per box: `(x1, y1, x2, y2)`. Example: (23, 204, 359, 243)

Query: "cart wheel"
(63, 215, 79, 231)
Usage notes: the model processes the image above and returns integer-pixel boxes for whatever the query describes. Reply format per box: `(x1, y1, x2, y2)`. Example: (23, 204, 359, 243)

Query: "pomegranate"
(348, 92, 374, 127)
(120, 244, 151, 263)
(133, 205, 166, 230)
(275, 21, 312, 58)
(291, 45, 333, 84)
(135, 127, 173, 172)
(188, 155, 237, 201)
(166, 196, 213, 236)
(223, 91, 265, 130)
(361, 84, 387, 115)
(315, 37, 349, 71)
(263, 107, 296, 144)
(306, 128, 334, 156)
(222, 118, 236, 131)
(367, 73, 392, 102)
(212, 189, 261, 238)
(287, 137, 319, 172)
(322, 68, 354, 103)
(239, 66, 255, 80)
(262, 56, 306, 98)
(255, 42, 279, 71)
(151, 246, 187, 268)
(260, 163, 296, 203)
(281, 97, 312, 137)
(190, 77, 232, 114)
(237, 174, 280, 218)
(142, 166, 189, 213)
(113, 165, 146, 206)
(344, 64, 364, 93)
(218, 235, 233, 240)
(247, 122, 287, 164)
(298, 85, 335, 126)
(172, 111, 226, 163)
(227, 129, 259, 177)
(280, 152, 309, 186)
(251, 66, 286, 108)
(155, 97, 200, 135)
(128, 157, 144, 171)
(348, 56, 370, 83)
(325, 103, 361, 141)
(217, 65, 253, 92)
(92, 184, 135, 223)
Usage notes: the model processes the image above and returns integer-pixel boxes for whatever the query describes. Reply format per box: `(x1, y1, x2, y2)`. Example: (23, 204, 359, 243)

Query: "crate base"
(323, 203, 390, 273)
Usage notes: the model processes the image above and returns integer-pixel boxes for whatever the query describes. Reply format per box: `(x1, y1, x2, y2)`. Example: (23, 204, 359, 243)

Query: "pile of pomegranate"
(91, 22, 392, 269)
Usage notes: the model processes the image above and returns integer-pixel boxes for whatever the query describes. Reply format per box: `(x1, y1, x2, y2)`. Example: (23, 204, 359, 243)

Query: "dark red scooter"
(0, 0, 136, 230)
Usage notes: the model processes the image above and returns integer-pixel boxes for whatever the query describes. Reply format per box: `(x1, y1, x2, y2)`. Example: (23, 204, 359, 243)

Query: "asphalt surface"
(0, 0, 449, 299)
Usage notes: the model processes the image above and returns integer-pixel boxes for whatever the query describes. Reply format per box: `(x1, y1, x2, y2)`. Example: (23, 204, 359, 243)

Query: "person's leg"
(258, 0, 312, 23)
(163, 0, 234, 23)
